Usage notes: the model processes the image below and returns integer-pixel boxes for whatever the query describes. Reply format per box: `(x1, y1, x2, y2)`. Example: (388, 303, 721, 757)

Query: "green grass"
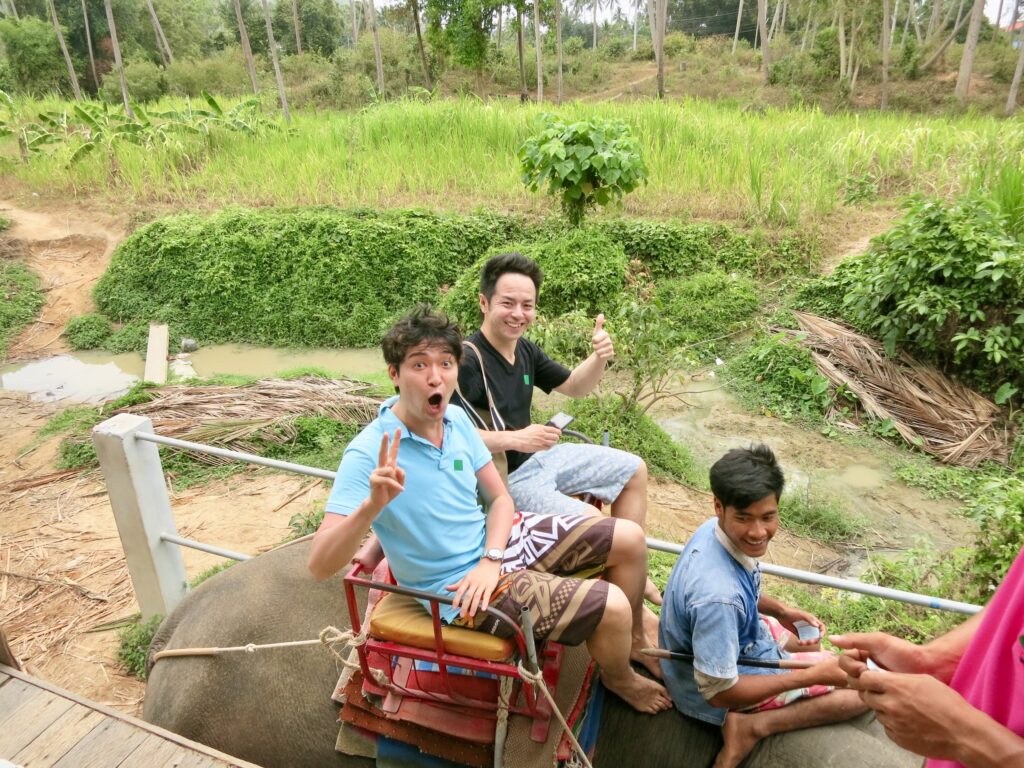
(0, 261, 44, 358)
(5, 98, 1023, 227)
(779, 486, 865, 544)
(117, 614, 162, 680)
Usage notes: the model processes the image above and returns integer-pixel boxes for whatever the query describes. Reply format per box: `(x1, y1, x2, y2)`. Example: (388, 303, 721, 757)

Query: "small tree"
(519, 114, 648, 228)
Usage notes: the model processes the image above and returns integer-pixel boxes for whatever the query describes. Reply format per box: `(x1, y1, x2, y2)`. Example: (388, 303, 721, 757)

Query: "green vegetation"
(823, 196, 1023, 400)
(0, 260, 43, 357)
(65, 313, 113, 350)
(519, 114, 648, 227)
(547, 396, 707, 489)
(190, 561, 236, 588)
(779, 486, 865, 544)
(726, 334, 835, 421)
(5, 99, 1022, 228)
(117, 614, 162, 680)
(0, 214, 10, 231)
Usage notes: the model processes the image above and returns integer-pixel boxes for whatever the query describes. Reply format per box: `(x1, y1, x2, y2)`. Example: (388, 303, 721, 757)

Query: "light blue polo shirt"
(325, 396, 493, 622)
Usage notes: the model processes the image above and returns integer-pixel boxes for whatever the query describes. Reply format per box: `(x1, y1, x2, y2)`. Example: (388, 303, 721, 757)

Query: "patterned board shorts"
(507, 443, 643, 517)
(739, 615, 835, 713)
(453, 512, 616, 647)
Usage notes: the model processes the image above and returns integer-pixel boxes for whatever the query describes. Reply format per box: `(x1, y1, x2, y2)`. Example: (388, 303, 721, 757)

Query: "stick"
(641, 648, 819, 670)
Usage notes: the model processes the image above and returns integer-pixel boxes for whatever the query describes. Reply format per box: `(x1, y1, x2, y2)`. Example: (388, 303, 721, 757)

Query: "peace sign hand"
(369, 429, 405, 513)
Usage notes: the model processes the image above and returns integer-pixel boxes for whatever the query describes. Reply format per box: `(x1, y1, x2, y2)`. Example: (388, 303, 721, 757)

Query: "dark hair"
(709, 444, 785, 511)
(479, 252, 543, 299)
(381, 305, 462, 367)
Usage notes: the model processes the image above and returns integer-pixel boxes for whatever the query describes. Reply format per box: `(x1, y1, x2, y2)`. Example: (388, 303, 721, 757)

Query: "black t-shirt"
(458, 331, 571, 473)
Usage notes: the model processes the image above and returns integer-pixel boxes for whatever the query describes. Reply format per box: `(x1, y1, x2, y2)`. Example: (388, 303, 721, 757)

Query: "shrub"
(654, 270, 760, 353)
(662, 32, 693, 59)
(441, 228, 629, 329)
(165, 49, 253, 97)
(726, 334, 834, 421)
(834, 195, 1024, 397)
(1, 261, 43, 357)
(0, 17, 67, 96)
(118, 614, 163, 680)
(95, 209, 525, 349)
(101, 60, 168, 104)
(519, 113, 648, 227)
(65, 313, 113, 350)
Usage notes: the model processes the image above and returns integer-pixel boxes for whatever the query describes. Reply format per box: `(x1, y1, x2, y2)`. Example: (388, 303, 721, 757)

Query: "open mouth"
(428, 393, 443, 408)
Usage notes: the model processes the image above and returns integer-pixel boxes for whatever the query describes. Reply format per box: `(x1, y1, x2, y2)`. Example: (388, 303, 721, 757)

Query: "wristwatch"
(483, 547, 504, 562)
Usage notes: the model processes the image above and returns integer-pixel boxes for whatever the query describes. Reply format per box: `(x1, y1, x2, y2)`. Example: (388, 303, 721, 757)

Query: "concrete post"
(93, 413, 187, 619)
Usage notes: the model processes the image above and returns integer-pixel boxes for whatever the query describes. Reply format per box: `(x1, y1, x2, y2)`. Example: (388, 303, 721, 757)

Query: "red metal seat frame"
(342, 536, 563, 743)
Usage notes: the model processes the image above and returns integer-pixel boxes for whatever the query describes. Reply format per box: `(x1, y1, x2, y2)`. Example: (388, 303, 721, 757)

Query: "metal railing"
(92, 413, 983, 620)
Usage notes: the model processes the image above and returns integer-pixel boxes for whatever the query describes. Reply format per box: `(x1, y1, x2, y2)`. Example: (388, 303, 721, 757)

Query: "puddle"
(0, 354, 140, 404)
(0, 345, 386, 404)
(187, 344, 384, 379)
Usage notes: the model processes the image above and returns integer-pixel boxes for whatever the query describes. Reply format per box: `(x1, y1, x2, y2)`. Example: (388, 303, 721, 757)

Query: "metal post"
(93, 413, 187, 619)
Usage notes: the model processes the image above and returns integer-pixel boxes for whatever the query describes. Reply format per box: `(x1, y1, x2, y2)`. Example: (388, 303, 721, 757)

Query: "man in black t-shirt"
(456, 252, 662, 605)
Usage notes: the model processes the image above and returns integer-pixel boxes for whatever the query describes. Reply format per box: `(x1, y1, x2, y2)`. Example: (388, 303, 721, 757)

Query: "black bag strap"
(454, 340, 506, 432)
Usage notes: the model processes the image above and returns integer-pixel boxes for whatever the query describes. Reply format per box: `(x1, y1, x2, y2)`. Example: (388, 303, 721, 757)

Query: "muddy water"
(654, 381, 976, 571)
(0, 345, 385, 403)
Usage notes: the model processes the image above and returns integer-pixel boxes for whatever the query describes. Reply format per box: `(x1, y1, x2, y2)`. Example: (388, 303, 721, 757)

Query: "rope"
(151, 624, 369, 664)
(517, 661, 594, 768)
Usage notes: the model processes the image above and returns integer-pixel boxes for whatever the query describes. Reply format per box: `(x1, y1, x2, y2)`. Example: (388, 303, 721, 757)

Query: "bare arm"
(477, 424, 561, 454)
(758, 593, 827, 647)
(554, 313, 613, 399)
(708, 656, 848, 709)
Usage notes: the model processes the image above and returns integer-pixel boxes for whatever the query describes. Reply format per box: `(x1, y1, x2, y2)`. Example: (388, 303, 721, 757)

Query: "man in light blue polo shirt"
(307, 306, 672, 714)
(659, 445, 867, 767)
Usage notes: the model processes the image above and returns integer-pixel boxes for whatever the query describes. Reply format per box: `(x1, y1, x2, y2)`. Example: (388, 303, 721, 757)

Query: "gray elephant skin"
(144, 539, 920, 768)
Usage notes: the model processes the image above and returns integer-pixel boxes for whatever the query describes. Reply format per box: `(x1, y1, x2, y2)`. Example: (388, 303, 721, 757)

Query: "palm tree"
(80, 0, 98, 90)
(409, 0, 432, 88)
(259, 0, 291, 121)
(103, 0, 132, 117)
(955, 0, 986, 103)
(232, 0, 260, 95)
(533, 0, 543, 101)
(555, 0, 563, 103)
(45, 0, 81, 100)
(365, 0, 385, 94)
(291, 0, 303, 55)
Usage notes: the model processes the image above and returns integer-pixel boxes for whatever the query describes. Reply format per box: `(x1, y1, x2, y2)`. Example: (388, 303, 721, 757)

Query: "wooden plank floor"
(0, 664, 262, 768)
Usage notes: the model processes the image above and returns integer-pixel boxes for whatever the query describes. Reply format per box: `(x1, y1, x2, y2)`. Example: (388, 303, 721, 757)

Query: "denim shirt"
(658, 518, 786, 726)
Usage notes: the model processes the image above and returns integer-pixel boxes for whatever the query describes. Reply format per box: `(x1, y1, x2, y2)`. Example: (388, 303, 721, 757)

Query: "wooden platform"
(0, 664, 261, 768)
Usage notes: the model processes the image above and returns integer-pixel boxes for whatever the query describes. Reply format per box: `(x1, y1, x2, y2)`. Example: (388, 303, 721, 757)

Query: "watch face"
(486, 548, 503, 561)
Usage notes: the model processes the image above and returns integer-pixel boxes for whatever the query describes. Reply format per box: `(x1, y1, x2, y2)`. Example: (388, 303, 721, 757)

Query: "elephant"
(144, 538, 921, 768)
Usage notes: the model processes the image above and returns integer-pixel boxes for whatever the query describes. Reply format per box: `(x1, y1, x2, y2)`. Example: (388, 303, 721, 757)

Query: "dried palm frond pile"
(113, 375, 383, 464)
(784, 312, 1011, 468)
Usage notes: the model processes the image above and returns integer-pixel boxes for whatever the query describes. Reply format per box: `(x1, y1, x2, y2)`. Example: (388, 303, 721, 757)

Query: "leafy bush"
(95, 208, 524, 348)
(779, 485, 864, 543)
(1, 261, 43, 357)
(654, 270, 760, 353)
(100, 60, 168, 104)
(834, 196, 1024, 397)
(165, 49, 253, 97)
(519, 113, 648, 227)
(442, 227, 629, 329)
(662, 32, 694, 59)
(118, 614, 163, 680)
(65, 313, 113, 350)
(0, 17, 67, 96)
(106, 320, 154, 354)
(726, 334, 834, 421)
(598, 220, 813, 280)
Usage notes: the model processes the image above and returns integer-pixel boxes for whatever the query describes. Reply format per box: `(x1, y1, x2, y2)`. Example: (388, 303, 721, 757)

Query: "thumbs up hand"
(591, 313, 614, 361)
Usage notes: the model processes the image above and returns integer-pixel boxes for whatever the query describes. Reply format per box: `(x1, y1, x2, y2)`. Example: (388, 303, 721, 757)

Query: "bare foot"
(715, 712, 759, 768)
(633, 606, 663, 679)
(644, 577, 663, 605)
(601, 670, 674, 714)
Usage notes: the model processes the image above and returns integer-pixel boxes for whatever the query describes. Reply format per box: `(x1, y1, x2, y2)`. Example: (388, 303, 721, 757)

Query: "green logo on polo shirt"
(523, 374, 531, 385)
(454, 459, 464, 471)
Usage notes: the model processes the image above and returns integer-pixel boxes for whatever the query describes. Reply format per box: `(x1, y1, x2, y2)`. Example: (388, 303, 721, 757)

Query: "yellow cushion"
(369, 593, 514, 662)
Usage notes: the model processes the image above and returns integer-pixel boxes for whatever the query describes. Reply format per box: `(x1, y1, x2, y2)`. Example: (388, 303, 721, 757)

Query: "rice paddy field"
(4, 97, 1023, 227)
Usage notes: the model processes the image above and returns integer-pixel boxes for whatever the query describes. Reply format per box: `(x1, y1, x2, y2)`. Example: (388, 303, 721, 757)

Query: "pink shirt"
(926, 546, 1024, 768)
